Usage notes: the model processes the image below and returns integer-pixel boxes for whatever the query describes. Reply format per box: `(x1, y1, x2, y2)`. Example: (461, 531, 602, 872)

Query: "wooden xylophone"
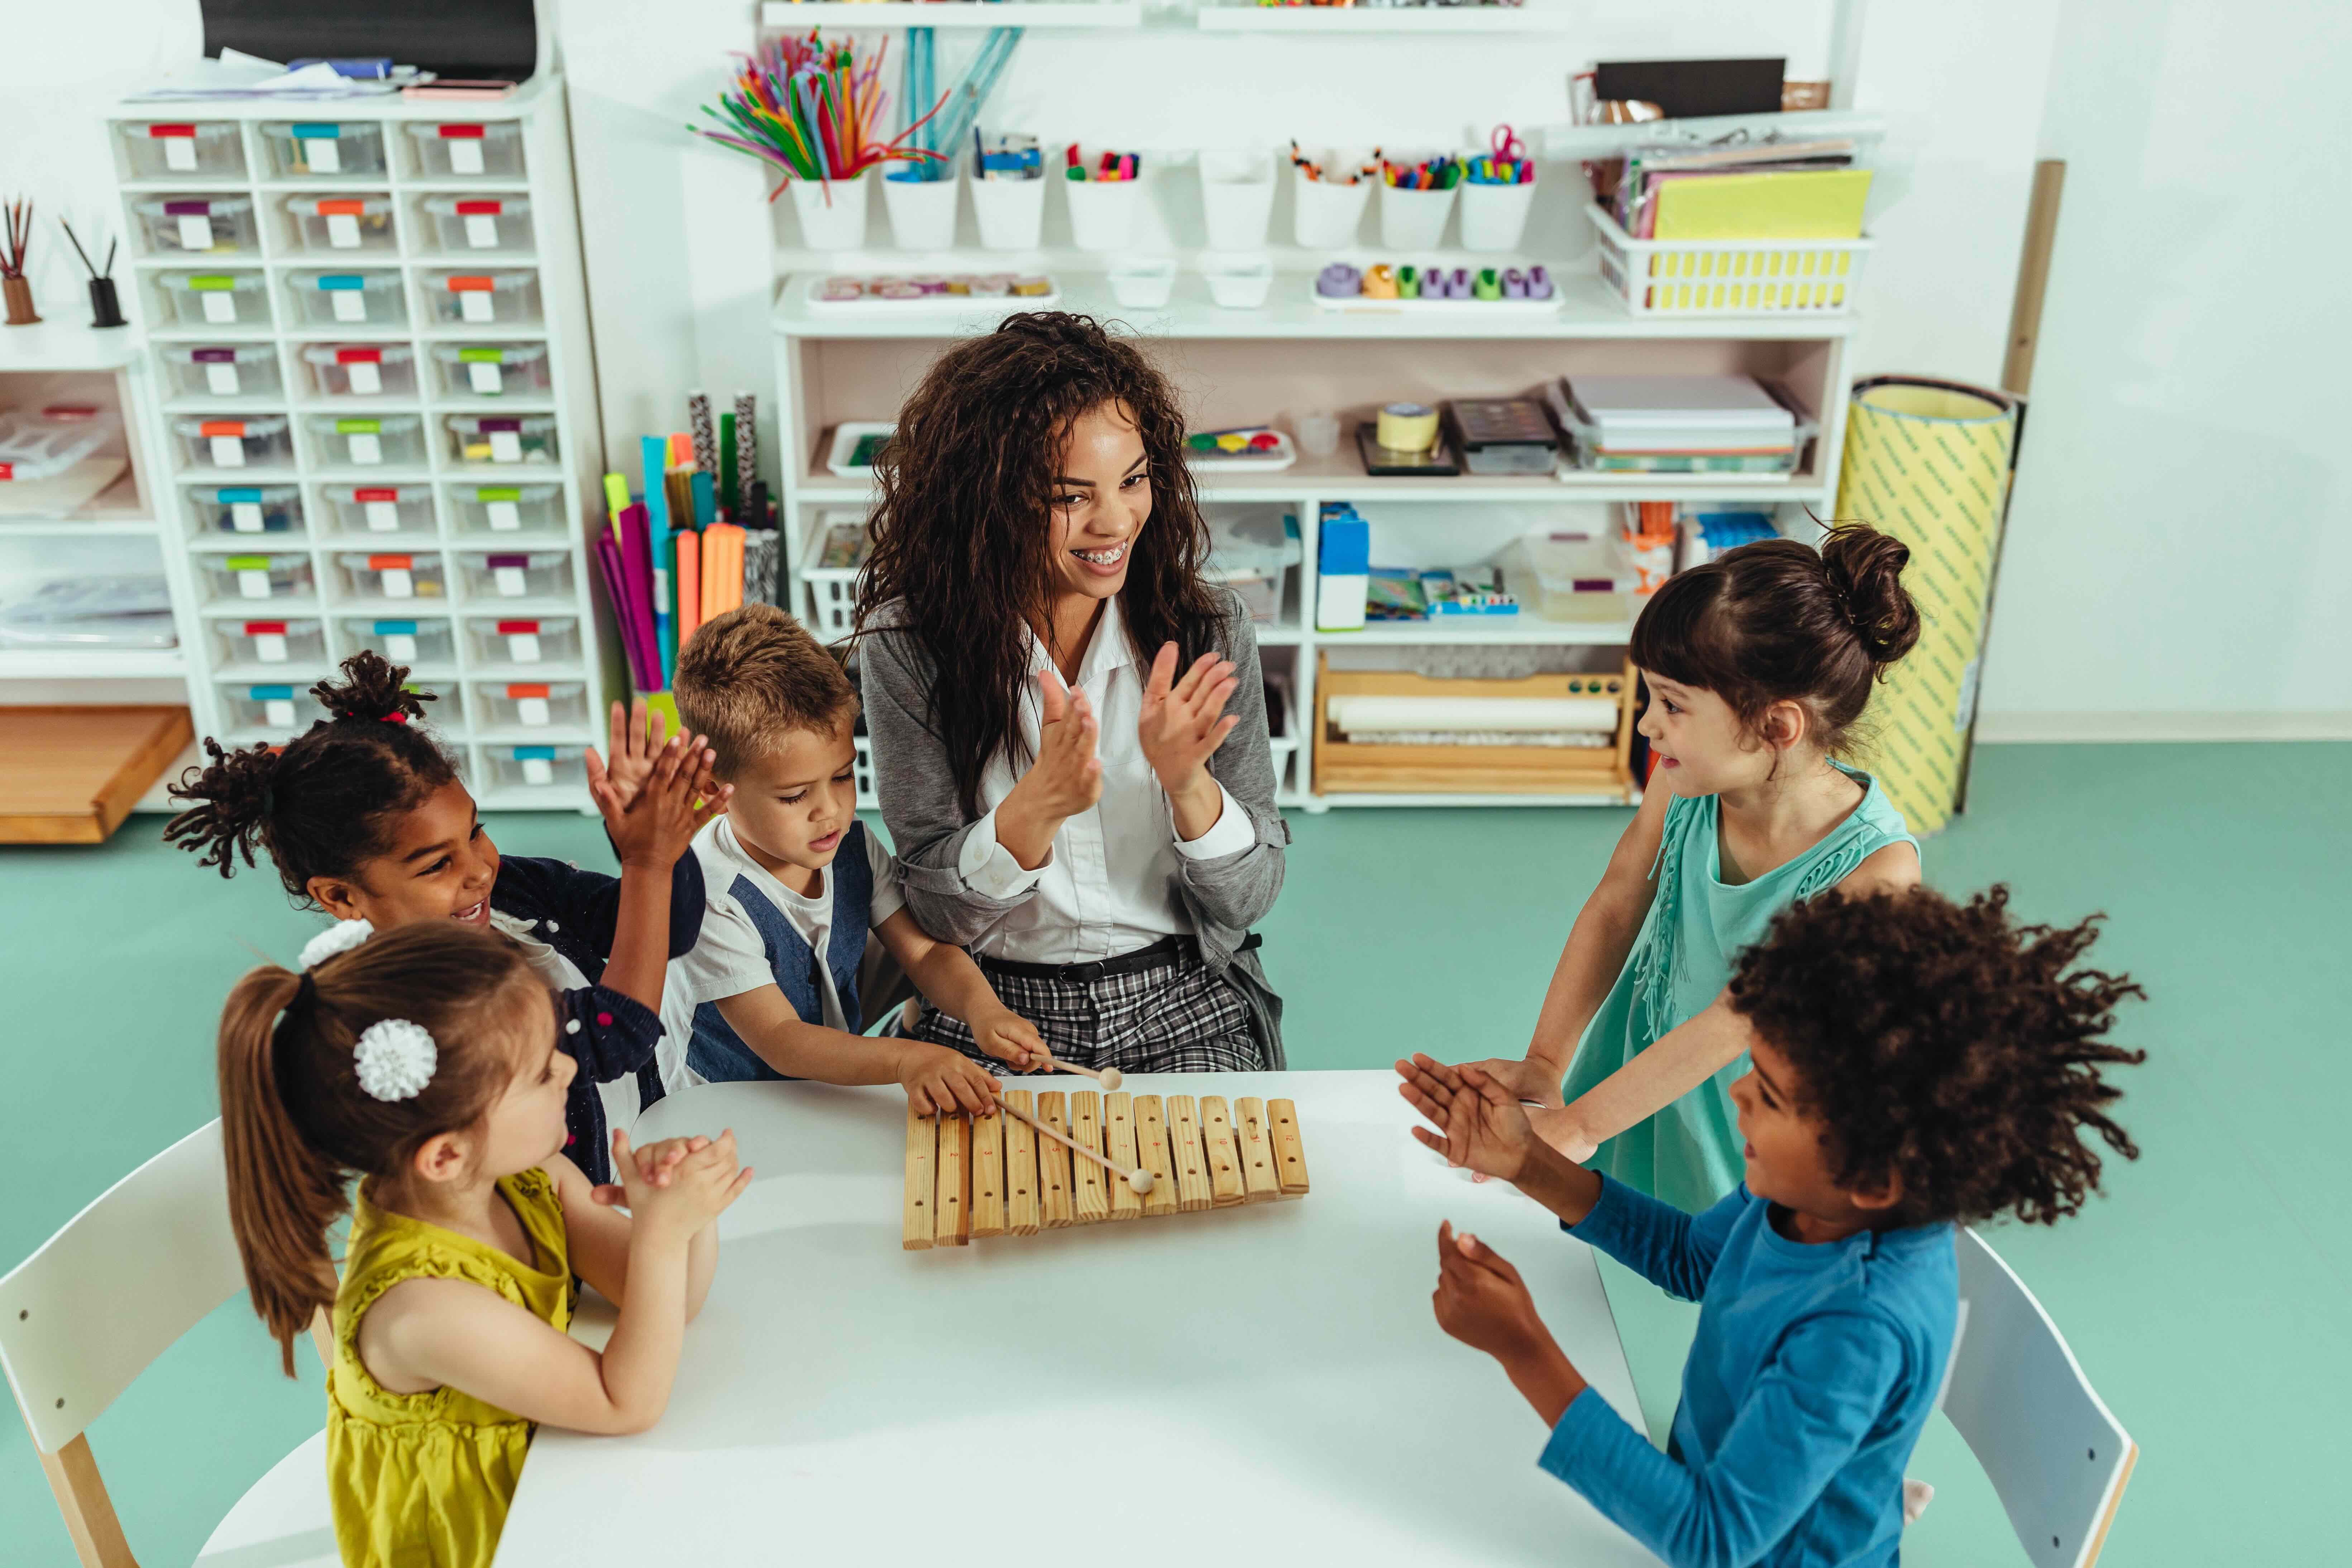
(904, 1089, 1309, 1249)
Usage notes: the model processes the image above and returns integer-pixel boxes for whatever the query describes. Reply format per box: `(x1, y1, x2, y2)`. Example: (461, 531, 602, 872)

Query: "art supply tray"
(1184, 427, 1297, 471)
(824, 422, 896, 478)
(1310, 256, 1562, 315)
(795, 272, 1061, 315)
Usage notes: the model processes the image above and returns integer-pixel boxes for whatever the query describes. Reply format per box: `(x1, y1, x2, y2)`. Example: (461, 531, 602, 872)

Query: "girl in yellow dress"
(217, 920, 753, 1567)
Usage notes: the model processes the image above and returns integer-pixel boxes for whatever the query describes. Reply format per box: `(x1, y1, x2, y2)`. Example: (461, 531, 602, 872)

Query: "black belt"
(976, 932, 1260, 985)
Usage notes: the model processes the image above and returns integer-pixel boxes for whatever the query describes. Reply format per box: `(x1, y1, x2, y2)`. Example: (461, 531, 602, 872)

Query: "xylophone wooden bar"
(1235, 1098, 1280, 1204)
(1037, 1091, 1075, 1229)
(935, 1110, 971, 1246)
(904, 1101, 937, 1251)
(1200, 1096, 1246, 1208)
(1004, 1089, 1041, 1235)
(970, 1103, 1007, 1239)
(1167, 1095, 1212, 1213)
(1268, 1098, 1310, 1196)
(1070, 1093, 1110, 1224)
(1104, 1092, 1144, 1221)
(1134, 1094, 1179, 1218)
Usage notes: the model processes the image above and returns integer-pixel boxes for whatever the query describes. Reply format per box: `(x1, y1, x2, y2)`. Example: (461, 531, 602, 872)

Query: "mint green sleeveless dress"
(1558, 765, 1917, 1213)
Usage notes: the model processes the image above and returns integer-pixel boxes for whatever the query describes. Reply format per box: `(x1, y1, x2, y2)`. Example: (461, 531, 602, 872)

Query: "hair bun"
(310, 651, 432, 726)
(1819, 524, 1922, 666)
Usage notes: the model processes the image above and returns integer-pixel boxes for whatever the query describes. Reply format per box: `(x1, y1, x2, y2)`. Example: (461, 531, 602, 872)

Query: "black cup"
(89, 277, 126, 329)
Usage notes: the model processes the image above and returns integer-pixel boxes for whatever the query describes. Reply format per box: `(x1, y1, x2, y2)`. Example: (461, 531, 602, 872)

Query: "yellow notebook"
(1653, 169, 1873, 240)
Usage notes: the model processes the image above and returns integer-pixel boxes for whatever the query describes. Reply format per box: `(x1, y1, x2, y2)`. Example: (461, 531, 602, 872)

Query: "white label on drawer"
(464, 214, 499, 248)
(177, 215, 215, 250)
(384, 632, 417, 661)
(255, 632, 287, 662)
(231, 501, 263, 531)
(460, 289, 494, 323)
(205, 362, 240, 395)
(489, 429, 523, 463)
(494, 564, 527, 596)
(486, 498, 520, 530)
(331, 289, 366, 322)
(364, 500, 399, 530)
(326, 212, 361, 248)
(449, 139, 484, 176)
(517, 696, 551, 727)
(468, 361, 503, 395)
(306, 138, 340, 174)
(264, 697, 298, 727)
(347, 432, 382, 465)
(238, 569, 271, 599)
(521, 756, 554, 786)
(381, 567, 414, 598)
(163, 134, 197, 172)
(506, 631, 541, 662)
(202, 290, 236, 324)
(346, 360, 382, 395)
(211, 435, 245, 467)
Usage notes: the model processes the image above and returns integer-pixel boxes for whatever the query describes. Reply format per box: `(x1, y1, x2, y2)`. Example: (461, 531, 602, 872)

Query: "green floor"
(5, 742, 2342, 1564)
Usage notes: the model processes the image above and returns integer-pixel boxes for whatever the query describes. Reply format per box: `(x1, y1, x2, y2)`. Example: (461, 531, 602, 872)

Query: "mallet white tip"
(1099, 1067, 1124, 1091)
(1127, 1168, 1155, 1195)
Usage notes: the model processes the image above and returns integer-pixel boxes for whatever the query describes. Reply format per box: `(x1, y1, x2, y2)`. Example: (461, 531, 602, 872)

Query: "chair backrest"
(1944, 1227, 2136, 1568)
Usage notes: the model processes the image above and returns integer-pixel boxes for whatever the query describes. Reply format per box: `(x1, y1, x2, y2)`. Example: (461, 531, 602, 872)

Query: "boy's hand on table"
(969, 1007, 1048, 1071)
(898, 1042, 1004, 1117)
(1432, 1223, 1587, 1426)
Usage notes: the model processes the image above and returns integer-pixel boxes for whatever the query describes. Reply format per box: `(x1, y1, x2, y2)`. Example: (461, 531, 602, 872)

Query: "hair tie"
(300, 918, 375, 970)
(353, 1019, 438, 1103)
(290, 969, 318, 1014)
(381, 710, 408, 725)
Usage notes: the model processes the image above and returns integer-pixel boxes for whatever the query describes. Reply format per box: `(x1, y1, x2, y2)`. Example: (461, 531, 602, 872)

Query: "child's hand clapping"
(592, 731, 731, 869)
(588, 1133, 711, 1207)
(1018, 670, 1104, 820)
(587, 699, 680, 812)
(611, 1128, 752, 1236)
(1431, 1221, 1549, 1361)
(1397, 1055, 1538, 1183)
(898, 1042, 1004, 1117)
(1137, 644, 1240, 797)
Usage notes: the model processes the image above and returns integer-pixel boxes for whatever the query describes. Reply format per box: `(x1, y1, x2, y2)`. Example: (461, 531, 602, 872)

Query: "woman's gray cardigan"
(855, 591, 1289, 1066)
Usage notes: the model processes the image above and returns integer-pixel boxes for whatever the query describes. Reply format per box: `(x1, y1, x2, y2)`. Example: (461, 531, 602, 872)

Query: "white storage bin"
(161, 345, 282, 400)
(1198, 149, 1277, 250)
(307, 413, 426, 469)
(474, 680, 590, 731)
(1292, 165, 1370, 248)
(429, 342, 551, 398)
(485, 745, 585, 792)
(421, 194, 535, 252)
(1508, 533, 1640, 622)
(424, 269, 541, 326)
(188, 483, 302, 536)
(1063, 177, 1141, 254)
(969, 173, 1046, 252)
(335, 615, 457, 668)
(1205, 509, 1300, 625)
(200, 552, 316, 605)
(883, 171, 959, 250)
(119, 121, 243, 179)
(465, 613, 581, 668)
(131, 195, 258, 255)
(287, 270, 406, 327)
(212, 616, 326, 669)
(405, 120, 526, 178)
(1459, 177, 1537, 253)
(220, 682, 311, 734)
(299, 343, 418, 399)
(444, 413, 558, 466)
(789, 171, 872, 250)
(450, 482, 562, 534)
(157, 271, 270, 328)
(282, 195, 398, 254)
(334, 550, 451, 602)
(262, 121, 387, 178)
(174, 414, 293, 471)
(1587, 205, 1873, 318)
(797, 516, 869, 638)
(457, 549, 572, 601)
(1106, 257, 1176, 309)
(321, 483, 435, 535)
(1378, 179, 1458, 251)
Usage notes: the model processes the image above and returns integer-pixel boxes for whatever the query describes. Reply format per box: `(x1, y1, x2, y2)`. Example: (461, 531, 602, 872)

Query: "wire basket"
(1587, 205, 1872, 317)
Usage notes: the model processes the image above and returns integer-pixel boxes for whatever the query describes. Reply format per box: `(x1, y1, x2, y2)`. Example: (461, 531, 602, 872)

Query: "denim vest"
(686, 822, 872, 1082)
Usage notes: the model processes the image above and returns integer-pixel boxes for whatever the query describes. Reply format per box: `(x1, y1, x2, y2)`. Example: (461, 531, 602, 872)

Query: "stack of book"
(1548, 375, 1805, 475)
(1604, 139, 1870, 241)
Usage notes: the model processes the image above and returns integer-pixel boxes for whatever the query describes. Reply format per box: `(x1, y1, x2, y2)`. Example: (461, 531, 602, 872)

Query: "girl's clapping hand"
(613, 1128, 752, 1235)
(588, 699, 675, 812)
(592, 732, 732, 867)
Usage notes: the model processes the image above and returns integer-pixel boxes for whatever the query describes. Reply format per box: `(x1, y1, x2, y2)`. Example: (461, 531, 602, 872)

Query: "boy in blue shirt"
(1399, 885, 2145, 1568)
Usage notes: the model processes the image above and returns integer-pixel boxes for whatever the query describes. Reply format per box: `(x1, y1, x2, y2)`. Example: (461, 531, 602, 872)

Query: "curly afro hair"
(1727, 885, 2146, 1228)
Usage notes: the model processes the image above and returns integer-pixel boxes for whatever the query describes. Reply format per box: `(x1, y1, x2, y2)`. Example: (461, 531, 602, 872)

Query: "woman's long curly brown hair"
(852, 312, 1223, 818)
(1729, 885, 2147, 1228)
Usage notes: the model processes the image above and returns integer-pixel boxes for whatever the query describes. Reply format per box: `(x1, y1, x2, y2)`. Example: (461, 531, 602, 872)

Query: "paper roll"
(1326, 695, 1620, 734)
(1375, 401, 1439, 451)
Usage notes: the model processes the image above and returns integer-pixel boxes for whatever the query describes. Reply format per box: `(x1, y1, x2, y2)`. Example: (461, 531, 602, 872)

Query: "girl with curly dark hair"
(165, 654, 730, 1180)
(854, 312, 1287, 1073)
(1401, 885, 2145, 1568)
(1443, 524, 1927, 1213)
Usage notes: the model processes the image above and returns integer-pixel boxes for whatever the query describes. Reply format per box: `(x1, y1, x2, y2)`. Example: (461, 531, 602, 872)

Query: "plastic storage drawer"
(334, 550, 450, 603)
(287, 271, 405, 327)
(119, 121, 243, 178)
(444, 413, 557, 466)
(158, 271, 269, 327)
(188, 483, 302, 536)
(300, 344, 418, 398)
(450, 482, 561, 534)
(261, 121, 387, 178)
(200, 552, 316, 605)
(174, 415, 292, 471)
(422, 269, 540, 326)
(475, 680, 589, 731)
(429, 343, 551, 398)
(282, 195, 398, 254)
(132, 195, 258, 255)
(422, 195, 534, 252)
(307, 413, 426, 469)
(212, 617, 325, 669)
(321, 483, 434, 535)
(405, 120, 525, 178)
(161, 345, 282, 399)
(458, 549, 572, 601)
(219, 683, 312, 733)
(335, 615, 456, 668)
(485, 745, 585, 792)
(465, 614, 580, 668)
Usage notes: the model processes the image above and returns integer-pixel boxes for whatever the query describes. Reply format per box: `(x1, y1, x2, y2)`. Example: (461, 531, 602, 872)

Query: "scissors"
(1489, 123, 1528, 164)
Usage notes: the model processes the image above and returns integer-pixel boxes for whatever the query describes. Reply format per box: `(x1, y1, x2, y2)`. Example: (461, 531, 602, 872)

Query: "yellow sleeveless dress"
(328, 1168, 573, 1568)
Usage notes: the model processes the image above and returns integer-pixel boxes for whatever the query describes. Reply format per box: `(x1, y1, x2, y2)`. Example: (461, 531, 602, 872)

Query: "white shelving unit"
(102, 76, 614, 811)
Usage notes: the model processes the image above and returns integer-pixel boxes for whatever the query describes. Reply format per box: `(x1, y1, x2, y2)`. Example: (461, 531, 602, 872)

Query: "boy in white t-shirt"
(665, 603, 1046, 1112)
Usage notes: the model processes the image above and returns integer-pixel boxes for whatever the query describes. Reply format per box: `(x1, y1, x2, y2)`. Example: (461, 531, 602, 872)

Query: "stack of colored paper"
(1551, 376, 1801, 475)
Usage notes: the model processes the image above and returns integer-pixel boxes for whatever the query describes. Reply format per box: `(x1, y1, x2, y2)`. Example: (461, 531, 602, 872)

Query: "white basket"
(1587, 205, 1872, 317)
(798, 513, 869, 640)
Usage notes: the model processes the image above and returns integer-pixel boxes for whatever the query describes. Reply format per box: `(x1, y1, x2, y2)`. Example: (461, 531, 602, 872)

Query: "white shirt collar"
(1027, 594, 1136, 688)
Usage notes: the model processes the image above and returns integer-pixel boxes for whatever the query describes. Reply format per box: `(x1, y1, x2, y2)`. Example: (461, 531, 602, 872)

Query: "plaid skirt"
(914, 948, 1268, 1074)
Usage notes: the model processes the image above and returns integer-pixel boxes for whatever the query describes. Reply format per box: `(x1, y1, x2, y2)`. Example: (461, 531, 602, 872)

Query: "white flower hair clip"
(353, 1019, 438, 1103)
(300, 918, 376, 971)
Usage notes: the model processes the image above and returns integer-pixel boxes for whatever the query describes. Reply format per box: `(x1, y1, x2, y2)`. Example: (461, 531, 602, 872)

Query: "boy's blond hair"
(672, 603, 857, 777)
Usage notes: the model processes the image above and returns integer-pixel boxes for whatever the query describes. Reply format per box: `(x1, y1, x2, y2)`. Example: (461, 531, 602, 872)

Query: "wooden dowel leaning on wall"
(2002, 159, 2066, 397)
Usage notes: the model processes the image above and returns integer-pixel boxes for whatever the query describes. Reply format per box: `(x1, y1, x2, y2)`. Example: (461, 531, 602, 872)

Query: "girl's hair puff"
(165, 652, 458, 903)
(217, 921, 542, 1374)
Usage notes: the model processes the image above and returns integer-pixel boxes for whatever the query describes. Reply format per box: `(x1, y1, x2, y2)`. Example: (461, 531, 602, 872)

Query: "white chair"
(0, 1119, 337, 1567)
(1943, 1227, 2137, 1568)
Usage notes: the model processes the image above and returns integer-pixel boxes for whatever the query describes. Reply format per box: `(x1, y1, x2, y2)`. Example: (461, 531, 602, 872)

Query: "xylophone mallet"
(1036, 1053, 1122, 1092)
(993, 1091, 1154, 1195)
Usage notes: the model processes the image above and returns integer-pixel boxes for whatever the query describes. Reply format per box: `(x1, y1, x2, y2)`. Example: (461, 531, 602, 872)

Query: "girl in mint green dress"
(1445, 525, 1925, 1212)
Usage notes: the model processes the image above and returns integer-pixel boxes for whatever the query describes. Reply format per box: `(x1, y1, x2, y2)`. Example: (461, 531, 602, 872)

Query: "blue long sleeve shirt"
(1544, 1178, 1956, 1568)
